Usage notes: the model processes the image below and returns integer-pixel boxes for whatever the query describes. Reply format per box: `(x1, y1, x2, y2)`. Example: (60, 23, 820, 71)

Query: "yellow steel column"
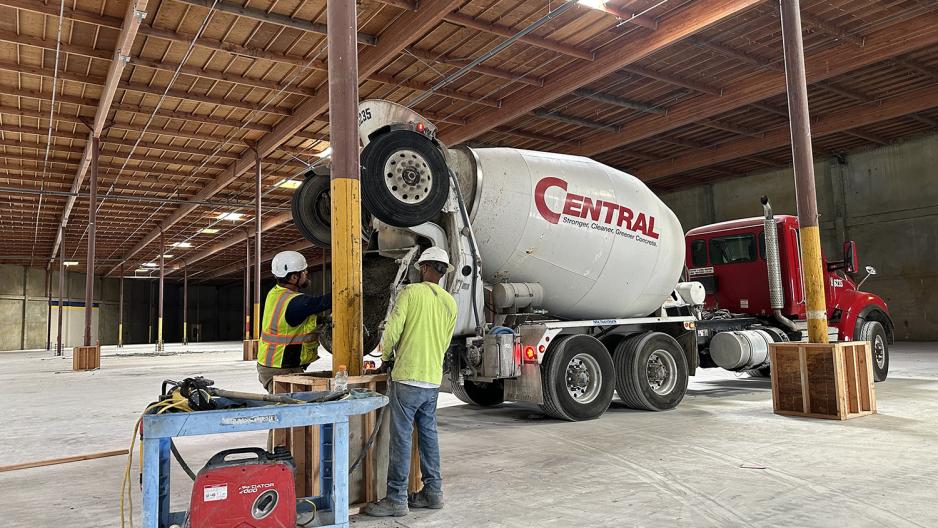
(327, 0, 363, 376)
(780, 0, 828, 343)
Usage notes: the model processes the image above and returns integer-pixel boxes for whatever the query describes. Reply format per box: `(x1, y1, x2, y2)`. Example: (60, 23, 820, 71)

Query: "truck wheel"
(540, 335, 615, 421)
(360, 129, 450, 228)
(859, 320, 889, 382)
(292, 174, 372, 247)
(613, 332, 688, 411)
(451, 381, 504, 407)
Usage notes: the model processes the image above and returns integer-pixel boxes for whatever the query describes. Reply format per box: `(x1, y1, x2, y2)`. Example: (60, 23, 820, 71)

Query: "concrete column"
(244, 236, 251, 340)
(830, 157, 850, 244)
(45, 267, 51, 351)
(702, 183, 716, 224)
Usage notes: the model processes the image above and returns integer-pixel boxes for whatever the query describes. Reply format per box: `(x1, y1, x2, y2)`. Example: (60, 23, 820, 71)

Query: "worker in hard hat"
(256, 250, 331, 393)
(363, 247, 457, 518)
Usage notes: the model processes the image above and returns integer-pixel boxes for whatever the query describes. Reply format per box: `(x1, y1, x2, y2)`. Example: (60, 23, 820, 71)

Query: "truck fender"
(856, 305, 895, 344)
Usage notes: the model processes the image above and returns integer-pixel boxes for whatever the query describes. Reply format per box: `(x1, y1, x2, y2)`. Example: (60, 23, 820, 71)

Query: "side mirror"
(857, 265, 878, 289)
(843, 241, 858, 274)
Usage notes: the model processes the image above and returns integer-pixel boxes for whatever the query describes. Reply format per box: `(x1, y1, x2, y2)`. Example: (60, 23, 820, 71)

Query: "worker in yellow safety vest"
(363, 247, 457, 518)
(256, 250, 331, 393)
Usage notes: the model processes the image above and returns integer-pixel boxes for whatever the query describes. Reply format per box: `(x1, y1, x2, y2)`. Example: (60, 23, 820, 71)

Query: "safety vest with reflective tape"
(257, 285, 319, 368)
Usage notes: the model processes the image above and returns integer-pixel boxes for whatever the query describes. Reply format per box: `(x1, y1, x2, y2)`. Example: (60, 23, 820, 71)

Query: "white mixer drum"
(460, 147, 685, 320)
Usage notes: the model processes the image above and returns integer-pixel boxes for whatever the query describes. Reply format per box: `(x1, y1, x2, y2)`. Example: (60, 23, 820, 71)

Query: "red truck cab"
(685, 214, 893, 381)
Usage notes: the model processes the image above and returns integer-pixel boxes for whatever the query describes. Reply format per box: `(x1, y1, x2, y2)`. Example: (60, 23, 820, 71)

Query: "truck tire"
(613, 332, 688, 411)
(451, 380, 504, 407)
(859, 320, 889, 382)
(360, 129, 450, 228)
(292, 174, 372, 247)
(539, 335, 615, 421)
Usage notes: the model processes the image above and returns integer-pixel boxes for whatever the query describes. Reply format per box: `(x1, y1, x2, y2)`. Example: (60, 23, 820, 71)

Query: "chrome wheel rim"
(565, 353, 602, 404)
(647, 350, 678, 396)
(384, 149, 432, 204)
(873, 334, 886, 369)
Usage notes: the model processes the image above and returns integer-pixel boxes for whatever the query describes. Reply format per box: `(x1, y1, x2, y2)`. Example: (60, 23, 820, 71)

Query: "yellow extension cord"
(120, 396, 191, 528)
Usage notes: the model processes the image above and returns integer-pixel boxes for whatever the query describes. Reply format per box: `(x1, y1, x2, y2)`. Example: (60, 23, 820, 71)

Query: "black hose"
(349, 405, 387, 474)
(170, 439, 197, 481)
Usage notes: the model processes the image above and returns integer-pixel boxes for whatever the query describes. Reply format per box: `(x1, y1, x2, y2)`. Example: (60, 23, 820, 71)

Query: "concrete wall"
(660, 133, 938, 340)
(0, 266, 259, 351)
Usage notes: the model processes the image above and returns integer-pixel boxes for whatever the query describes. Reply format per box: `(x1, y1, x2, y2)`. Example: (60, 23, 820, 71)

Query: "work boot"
(361, 497, 409, 517)
(408, 489, 444, 509)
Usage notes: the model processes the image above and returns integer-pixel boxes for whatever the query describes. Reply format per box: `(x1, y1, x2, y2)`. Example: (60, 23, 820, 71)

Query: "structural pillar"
(253, 152, 262, 340)
(183, 263, 189, 346)
(45, 267, 52, 351)
(56, 227, 65, 356)
(148, 280, 154, 343)
(780, 0, 828, 343)
(157, 228, 165, 351)
(328, 0, 363, 376)
(83, 136, 98, 347)
(244, 236, 251, 340)
(118, 264, 124, 347)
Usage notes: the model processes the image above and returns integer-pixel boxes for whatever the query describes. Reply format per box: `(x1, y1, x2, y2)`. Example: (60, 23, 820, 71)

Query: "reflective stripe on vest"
(258, 287, 318, 368)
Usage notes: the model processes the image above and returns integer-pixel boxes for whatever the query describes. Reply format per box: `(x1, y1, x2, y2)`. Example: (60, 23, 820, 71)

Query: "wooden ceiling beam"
(756, 4, 866, 48)
(893, 57, 938, 81)
(108, 0, 463, 276)
(440, 0, 763, 145)
(109, 102, 272, 132)
(0, 105, 92, 128)
(403, 47, 544, 87)
(815, 80, 871, 103)
(698, 118, 764, 138)
(172, 0, 376, 45)
(533, 109, 620, 132)
(572, 89, 665, 115)
(106, 120, 253, 146)
(911, 114, 938, 128)
(443, 11, 594, 61)
(842, 129, 889, 145)
(0, 124, 87, 141)
(491, 127, 577, 145)
(636, 84, 938, 182)
(574, 11, 938, 156)
(596, 3, 658, 30)
(687, 36, 781, 71)
(620, 65, 723, 96)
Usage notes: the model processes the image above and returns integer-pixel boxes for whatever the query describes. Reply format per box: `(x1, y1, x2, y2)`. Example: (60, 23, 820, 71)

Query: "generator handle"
(205, 447, 270, 467)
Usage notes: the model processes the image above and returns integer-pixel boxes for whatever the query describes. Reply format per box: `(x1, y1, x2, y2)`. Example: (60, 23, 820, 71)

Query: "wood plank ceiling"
(0, 0, 935, 280)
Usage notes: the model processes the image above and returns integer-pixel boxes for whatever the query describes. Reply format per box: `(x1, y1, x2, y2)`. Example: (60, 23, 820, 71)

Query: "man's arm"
(381, 287, 411, 362)
(284, 293, 332, 327)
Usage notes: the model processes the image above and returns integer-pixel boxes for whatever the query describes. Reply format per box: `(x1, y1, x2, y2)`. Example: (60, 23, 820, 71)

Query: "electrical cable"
(32, 0, 68, 262)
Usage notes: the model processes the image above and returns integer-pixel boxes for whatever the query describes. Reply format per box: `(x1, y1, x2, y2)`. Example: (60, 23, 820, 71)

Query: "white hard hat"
(415, 247, 454, 273)
(271, 251, 308, 278)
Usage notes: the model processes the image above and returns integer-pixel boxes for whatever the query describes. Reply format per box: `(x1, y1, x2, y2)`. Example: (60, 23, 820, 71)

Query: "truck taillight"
(523, 346, 537, 363)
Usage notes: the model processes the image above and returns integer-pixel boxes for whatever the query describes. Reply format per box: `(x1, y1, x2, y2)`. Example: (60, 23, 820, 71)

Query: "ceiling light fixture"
(200, 228, 220, 234)
(316, 147, 332, 158)
(171, 241, 193, 248)
(217, 212, 244, 221)
(64, 261, 78, 266)
(275, 179, 302, 189)
(577, 0, 607, 9)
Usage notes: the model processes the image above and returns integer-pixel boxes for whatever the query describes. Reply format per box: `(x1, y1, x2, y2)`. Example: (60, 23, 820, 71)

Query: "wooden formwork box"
(769, 341, 876, 420)
(272, 372, 422, 507)
(72, 345, 100, 370)
(242, 339, 258, 361)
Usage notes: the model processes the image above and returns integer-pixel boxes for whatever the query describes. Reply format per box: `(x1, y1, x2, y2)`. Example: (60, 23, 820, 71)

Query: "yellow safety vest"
(257, 285, 319, 368)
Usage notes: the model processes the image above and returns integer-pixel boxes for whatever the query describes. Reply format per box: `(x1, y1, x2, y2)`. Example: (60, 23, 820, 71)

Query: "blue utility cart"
(141, 391, 388, 528)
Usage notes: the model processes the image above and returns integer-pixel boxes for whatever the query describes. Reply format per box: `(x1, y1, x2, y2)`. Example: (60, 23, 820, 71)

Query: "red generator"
(187, 447, 297, 528)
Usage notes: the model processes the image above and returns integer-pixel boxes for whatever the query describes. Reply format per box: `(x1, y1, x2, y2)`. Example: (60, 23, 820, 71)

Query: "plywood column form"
(56, 228, 65, 356)
(328, 0, 363, 376)
(118, 265, 124, 347)
(779, 0, 828, 343)
(157, 228, 165, 351)
(253, 151, 261, 340)
(83, 136, 98, 347)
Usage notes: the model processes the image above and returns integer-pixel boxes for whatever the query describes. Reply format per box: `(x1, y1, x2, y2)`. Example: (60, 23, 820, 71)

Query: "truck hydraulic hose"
(761, 196, 798, 333)
(449, 169, 483, 335)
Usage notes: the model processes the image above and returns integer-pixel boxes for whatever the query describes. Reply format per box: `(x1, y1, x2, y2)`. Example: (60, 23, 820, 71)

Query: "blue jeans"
(386, 381, 442, 504)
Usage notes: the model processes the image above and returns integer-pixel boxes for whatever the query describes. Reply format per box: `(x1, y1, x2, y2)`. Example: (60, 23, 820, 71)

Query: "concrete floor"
(1, 342, 937, 527)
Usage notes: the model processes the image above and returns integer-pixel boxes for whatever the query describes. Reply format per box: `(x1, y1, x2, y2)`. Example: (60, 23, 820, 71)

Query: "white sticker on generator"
(204, 484, 228, 502)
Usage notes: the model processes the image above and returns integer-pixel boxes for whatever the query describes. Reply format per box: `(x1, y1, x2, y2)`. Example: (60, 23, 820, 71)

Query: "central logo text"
(534, 177, 661, 239)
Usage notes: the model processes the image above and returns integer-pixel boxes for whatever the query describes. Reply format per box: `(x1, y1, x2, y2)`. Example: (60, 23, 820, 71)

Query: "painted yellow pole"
(327, 0, 363, 376)
(254, 151, 262, 341)
(780, 0, 828, 343)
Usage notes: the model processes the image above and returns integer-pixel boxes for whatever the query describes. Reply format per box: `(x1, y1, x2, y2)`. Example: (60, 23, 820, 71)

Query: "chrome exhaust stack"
(762, 196, 797, 332)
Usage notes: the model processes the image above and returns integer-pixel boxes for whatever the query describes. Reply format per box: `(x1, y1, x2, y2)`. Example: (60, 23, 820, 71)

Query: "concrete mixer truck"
(291, 100, 892, 422)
